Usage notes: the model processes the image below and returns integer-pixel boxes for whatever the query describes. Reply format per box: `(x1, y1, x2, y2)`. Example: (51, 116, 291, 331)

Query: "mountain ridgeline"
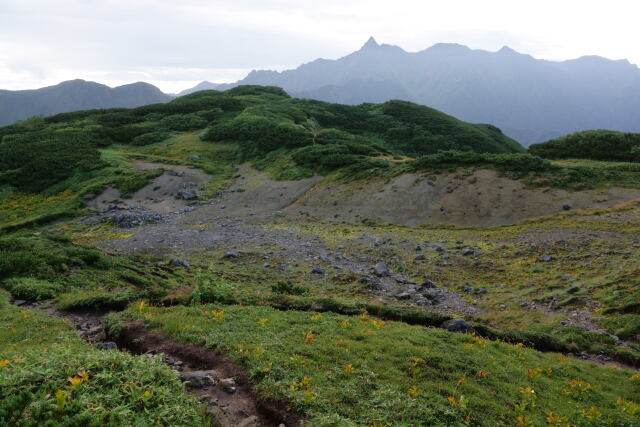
(183, 38, 640, 146)
(0, 80, 172, 126)
(0, 85, 526, 194)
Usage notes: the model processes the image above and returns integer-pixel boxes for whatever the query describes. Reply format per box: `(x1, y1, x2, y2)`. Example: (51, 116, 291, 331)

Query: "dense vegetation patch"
(0, 233, 187, 309)
(529, 130, 640, 162)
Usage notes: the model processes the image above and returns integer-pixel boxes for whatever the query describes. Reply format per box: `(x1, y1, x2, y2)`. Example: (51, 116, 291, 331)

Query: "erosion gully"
(11, 298, 638, 426)
(15, 301, 301, 427)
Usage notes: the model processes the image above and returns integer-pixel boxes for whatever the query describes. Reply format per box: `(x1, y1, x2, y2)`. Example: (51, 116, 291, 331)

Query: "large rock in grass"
(441, 318, 474, 334)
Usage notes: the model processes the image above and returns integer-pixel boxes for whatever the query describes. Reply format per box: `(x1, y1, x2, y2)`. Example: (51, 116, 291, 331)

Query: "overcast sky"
(1, 0, 639, 93)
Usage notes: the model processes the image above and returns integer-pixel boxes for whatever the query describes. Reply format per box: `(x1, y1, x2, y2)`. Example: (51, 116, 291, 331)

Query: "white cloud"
(0, 0, 639, 93)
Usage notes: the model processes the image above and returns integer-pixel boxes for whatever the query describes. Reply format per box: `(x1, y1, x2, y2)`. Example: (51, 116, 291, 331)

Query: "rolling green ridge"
(530, 130, 640, 162)
(0, 85, 522, 195)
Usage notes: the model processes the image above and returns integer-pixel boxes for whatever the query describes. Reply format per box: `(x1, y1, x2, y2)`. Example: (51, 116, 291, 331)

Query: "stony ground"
(73, 162, 640, 346)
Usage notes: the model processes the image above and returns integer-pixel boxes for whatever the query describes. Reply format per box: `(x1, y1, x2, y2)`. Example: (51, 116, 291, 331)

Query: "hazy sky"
(1, 0, 639, 93)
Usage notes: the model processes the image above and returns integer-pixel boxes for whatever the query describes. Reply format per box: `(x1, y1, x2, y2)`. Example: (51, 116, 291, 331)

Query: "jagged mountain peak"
(360, 36, 379, 50)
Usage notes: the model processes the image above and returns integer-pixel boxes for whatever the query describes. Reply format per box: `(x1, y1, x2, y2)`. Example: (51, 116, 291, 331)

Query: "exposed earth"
(81, 161, 640, 344)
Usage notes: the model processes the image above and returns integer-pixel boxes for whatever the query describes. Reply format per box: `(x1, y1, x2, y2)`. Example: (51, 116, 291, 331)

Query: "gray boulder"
(97, 342, 118, 350)
(177, 190, 197, 200)
(180, 370, 216, 388)
(171, 258, 190, 268)
(374, 261, 390, 277)
(441, 318, 474, 334)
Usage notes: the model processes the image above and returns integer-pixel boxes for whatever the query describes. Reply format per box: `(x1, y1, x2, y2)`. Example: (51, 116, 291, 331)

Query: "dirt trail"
(17, 301, 299, 427)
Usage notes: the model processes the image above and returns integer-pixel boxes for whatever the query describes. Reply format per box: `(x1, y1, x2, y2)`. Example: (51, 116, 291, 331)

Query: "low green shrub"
(270, 281, 309, 295)
(1, 277, 62, 301)
(131, 131, 171, 146)
(530, 130, 640, 162)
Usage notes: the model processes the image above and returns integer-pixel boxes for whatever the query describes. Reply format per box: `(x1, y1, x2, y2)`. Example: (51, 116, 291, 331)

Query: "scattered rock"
(223, 252, 238, 259)
(562, 204, 572, 211)
(414, 254, 426, 261)
(168, 170, 185, 177)
(97, 342, 118, 351)
(177, 190, 197, 200)
(180, 370, 216, 388)
(567, 286, 581, 294)
(395, 292, 413, 300)
(171, 258, 190, 268)
(462, 247, 475, 256)
(219, 377, 237, 393)
(420, 279, 437, 289)
(538, 255, 553, 262)
(238, 416, 260, 427)
(278, 263, 292, 273)
(310, 267, 325, 274)
(441, 318, 474, 334)
(373, 261, 390, 277)
(187, 155, 202, 161)
(12, 300, 27, 306)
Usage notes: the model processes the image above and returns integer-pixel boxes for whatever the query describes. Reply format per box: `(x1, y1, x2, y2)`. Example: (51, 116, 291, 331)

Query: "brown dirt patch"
(116, 322, 302, 427)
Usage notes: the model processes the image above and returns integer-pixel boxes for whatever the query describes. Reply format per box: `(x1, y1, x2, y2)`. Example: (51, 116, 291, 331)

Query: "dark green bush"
(1, 277, 62, 301)
(0, 236, 107, 280)
(530, 130, 640, 162)
(271, 281, 309, 295)
(411, 150, 553, 173)
(131, 131, 171, 146)
(0, 131, 104, 192)
(158, 114, 207, 131)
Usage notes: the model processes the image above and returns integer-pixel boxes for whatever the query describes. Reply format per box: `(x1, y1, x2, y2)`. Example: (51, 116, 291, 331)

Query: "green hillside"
(529, 130, 640, 162)
(0, 86, 522, 194)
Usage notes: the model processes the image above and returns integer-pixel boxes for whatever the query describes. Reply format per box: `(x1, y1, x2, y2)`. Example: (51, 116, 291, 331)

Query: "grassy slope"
(0, 233, 191, 311)
(111, 304, 640, 426)
(0, 291, 206, 425)
(253, 202, 640, 360)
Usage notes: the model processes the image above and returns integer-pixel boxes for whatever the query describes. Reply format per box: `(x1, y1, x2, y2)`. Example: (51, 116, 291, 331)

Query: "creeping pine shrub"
(271, 281, 309, 295)
(158, 113, 207, 131)
(190, 271, 237, 304)
(1, 277, 62, 301)
(131, 131, 171, 146)
(529, 130, 640, 162)
(411, 150, 552, 173)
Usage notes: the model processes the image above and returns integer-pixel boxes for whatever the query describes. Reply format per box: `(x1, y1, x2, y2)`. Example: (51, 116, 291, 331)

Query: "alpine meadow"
(1, 2, 640, 426)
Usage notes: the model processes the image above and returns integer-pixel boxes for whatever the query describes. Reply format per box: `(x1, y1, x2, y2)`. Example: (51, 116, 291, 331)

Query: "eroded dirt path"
(17, 301, 299, 427)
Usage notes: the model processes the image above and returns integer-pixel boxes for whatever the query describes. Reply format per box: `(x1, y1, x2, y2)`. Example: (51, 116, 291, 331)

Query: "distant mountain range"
(181, 37, 640, 145)
(0, 80, 171, 126)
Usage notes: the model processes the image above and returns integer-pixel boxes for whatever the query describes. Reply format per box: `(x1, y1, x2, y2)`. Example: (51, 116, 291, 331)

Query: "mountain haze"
(0, 80, 172, 126)
(186, 38, 640, 145)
